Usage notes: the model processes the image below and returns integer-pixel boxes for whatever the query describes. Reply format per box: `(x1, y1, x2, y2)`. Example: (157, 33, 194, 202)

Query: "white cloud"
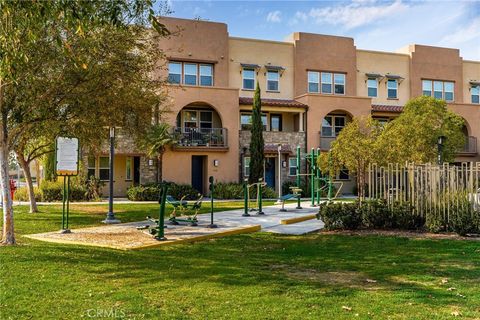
(439, 17, 480, 46)
(266, 10, 282, 23)
(288, 11, 309, 26)
(303, 0, 409, 30)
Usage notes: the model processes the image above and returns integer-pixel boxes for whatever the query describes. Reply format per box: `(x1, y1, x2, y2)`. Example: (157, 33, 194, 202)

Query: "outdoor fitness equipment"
(279, 186, 303, 212)
(168, 193, 203, 226)
(136, 183, 169, 241)
(243, 178, 267, 217)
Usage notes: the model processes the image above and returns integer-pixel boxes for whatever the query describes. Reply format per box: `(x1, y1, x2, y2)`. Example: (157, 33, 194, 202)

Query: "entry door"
(265, 158, 276, 189)
(133, 157, 141, 185)
(191, 156, 204, 194)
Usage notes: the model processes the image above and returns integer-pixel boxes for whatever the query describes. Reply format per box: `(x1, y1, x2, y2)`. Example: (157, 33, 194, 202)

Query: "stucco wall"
(462, 61, 480, 104)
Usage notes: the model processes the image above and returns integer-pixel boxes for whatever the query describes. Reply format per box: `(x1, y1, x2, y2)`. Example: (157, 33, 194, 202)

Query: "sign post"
(55, 137, 79, 234)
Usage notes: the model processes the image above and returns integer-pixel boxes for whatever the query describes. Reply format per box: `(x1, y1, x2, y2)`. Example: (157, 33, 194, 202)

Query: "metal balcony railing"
(174, 127, 228, 148)
(461, 136, 477, 154)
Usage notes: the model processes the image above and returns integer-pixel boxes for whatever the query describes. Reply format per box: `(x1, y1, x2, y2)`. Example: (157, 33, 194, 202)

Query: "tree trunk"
(16, 152, 38, 213)
(158, 152, 163, 182)
(0, 139, 15, 245)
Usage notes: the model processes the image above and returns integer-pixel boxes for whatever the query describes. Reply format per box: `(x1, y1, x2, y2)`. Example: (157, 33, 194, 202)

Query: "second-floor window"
(322, 115, 345, 137)
(181, 110, 212, 130)
(367, 78, 378, 97)
(240, 113, 267, 130)
(168, 61, 213, 86)
(387, 79, 398, 99)
(308, 71, 345, 95)
(472, 85, 480, 104)
(267, 70, 279, 91)
(242, 68, 255, 90)
(422, 80, 454, 102)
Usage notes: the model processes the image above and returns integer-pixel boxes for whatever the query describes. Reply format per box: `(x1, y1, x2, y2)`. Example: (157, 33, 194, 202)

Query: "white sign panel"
(56, 137, 79, 175)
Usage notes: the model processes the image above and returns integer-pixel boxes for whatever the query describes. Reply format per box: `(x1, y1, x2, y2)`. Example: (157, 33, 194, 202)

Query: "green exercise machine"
(168, 193, 203, 226)
(243, 178, 266, 216)
(136, 183, 169, 241)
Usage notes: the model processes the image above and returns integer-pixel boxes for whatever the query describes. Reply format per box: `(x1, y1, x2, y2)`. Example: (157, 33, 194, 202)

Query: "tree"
(321, 116, 383, 200)
(139, 123, 176, 183)
(379, 96, 465, 164)
(249, 81, 265, 184)
(0, 0, 169, 245)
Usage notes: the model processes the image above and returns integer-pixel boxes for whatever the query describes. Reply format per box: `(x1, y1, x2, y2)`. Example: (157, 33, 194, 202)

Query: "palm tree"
(139, 123, 176, 183)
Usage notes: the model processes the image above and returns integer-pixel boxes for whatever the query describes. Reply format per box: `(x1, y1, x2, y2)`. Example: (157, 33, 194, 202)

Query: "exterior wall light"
(148, 159, 154, 166)
(282, 160, 287, 168)
(214, 159, 219, 167)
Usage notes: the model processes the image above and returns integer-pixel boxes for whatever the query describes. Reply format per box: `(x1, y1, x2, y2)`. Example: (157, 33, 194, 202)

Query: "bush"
(318, 202, 362, 230)
(360, 199, 391, 228)
(126, 182, 199, 201)
(14, 186, 41, 202)
(39, 180, 87, 202)
(213, 182, 276, 199)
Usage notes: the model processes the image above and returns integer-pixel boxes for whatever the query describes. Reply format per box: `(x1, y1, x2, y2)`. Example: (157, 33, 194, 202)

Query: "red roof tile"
(371, 104, 403, 113)
(239, 97, 307, 109)
(264, 144, 292, 154)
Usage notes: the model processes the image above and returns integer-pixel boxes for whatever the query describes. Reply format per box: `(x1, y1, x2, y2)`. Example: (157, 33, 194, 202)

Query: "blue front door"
(265, 158, 276, 189)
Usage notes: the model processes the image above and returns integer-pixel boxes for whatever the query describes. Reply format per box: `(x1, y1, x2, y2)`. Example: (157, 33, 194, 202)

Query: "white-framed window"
(288, 157, 297, 176)
(184, 63, 197, 85)
(472, 85, 480, 104)
(242, 68, 255, 90)
(87, 156, 96, 179)
(334, 73, 345, 95)
(322, 115, 346, 137)
(433, 81, 443, 99)
(199, 64, 213, 86)
(168, 62, 182, 84)
(244, 156, 250, 177)
(422, 80, 432, 96)
(181, 110, 213, 130)
(270, 114, 282, 132)
(240, 113, 267, 130)
(126, 157, 132, 181)
(321, 72, 332, 94)
(308, 71, 320, 93)
(99, 156, 110, 181)
(367, 78, 378, 97)
(444, 82, 454, 102)
(266, 70, 279, 91)
(387, 79, 398, 99)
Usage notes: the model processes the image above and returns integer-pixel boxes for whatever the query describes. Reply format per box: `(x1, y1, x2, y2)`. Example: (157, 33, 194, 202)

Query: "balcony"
(319, 135, 336, 151)
(173, 127, 228, 150)
(458, 136, 477, 156)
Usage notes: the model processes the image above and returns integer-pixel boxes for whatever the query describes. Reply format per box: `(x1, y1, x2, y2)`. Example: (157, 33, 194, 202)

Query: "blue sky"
(161, 0, 480, 60)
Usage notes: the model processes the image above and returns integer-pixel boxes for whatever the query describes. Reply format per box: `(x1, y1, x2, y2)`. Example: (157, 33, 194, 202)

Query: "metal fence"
(368, 162, 480, 222)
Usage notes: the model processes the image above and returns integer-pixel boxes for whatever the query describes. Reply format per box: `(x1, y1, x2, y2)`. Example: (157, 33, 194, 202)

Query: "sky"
(160, 0, 480, 60)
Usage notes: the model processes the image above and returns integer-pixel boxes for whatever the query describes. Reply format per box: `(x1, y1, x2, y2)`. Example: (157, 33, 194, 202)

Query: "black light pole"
(103, 127, 120, 224)
(437, 135, 446, 165)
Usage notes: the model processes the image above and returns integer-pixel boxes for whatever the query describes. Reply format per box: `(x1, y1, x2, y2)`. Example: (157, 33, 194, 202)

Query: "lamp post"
(103, 127, 120, 224)
(437, 135, 446, 165)
(277, 144, 282, 202)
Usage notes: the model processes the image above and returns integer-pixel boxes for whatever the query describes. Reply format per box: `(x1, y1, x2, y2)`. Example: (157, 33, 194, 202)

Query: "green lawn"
(1, 203, 479, 319)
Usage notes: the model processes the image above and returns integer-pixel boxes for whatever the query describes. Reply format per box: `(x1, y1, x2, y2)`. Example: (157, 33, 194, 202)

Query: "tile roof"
(239, 97, 308, 108)
(264, 144, 292, 154)
(371, 104, 404, 113)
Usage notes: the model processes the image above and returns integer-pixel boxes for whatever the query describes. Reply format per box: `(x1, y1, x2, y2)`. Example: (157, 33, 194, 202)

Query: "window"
(433, 81, 443, 99)
(472, 85, 480, 104)
(444, 82, 454, 102)
(334, 74, 345, 95)
(199, 64, 213, 86)
(308, 71, 319, 93)
(336, 168, 349, 180)
(126, 157, 132, 181)
(168, 62, 182, 84)
(99, 157, 110, 181)
(87, 156, 96, 179)
(367, 78, 377, 97)
(240, 113, 267, 130)
(321, 72, 332, 94)
(183, 110, 198, 129)
(387, 79, 398, 99)
(422, 80, 432, 96)
(244, 157, 250, 177)
(184, 63, 197, 85)
(288, 157, 297, 176)
(267, 70, 279, 91)
(270, 114, 282, 132)
(424, 80, 455, 102)
(322, 115, 346, 137)
(199, 111, 212, 129)
(374, 118, 389, 126)
(243, 68, 255, 90)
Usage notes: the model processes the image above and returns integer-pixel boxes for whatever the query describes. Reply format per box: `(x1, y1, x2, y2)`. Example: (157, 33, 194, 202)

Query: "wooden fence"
(368, 162, 480, 223)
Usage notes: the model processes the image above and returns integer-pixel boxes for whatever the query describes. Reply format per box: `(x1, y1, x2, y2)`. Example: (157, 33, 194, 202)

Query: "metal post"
(103, 127, 120, 224)
(310, 148, 315, 207)
(437, 136, 446, 165)
(316, 148, 321, 205)
(61, 176, 66, 231)
(208, 176, 217, 227)
(277, 145, 282, 201)
(155, 184, 167, 241)
(296, 145, 302, 209)
(258, 178, 264, 215)
(60, 176, 71, 234)
(242, 178, 250, 217)
(328, 151, 333, 200)
(66, 176, 70, 230)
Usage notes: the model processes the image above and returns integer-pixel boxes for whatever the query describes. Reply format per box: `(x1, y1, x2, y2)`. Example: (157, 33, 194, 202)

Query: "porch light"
(213, 159, 219, 167)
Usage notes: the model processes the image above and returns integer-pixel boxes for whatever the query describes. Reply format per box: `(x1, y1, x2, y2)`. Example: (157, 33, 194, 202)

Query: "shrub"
(318, 202, 362, 230)
(360, 199, 391, 228)
(213, 182, 276, 199)
(40, 180, 87, 202)
(167, 183, 199, 200)
(126, 182, 199, 201)
(14, 186, 41, 202)
(85, 177, 104, 201)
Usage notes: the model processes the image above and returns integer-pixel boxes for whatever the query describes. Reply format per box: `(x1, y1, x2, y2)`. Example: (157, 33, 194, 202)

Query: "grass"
(1, 203, 479, 319)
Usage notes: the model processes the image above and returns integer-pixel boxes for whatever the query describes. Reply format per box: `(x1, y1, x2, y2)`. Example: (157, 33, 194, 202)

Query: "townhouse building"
(86, 17, 480, 196)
